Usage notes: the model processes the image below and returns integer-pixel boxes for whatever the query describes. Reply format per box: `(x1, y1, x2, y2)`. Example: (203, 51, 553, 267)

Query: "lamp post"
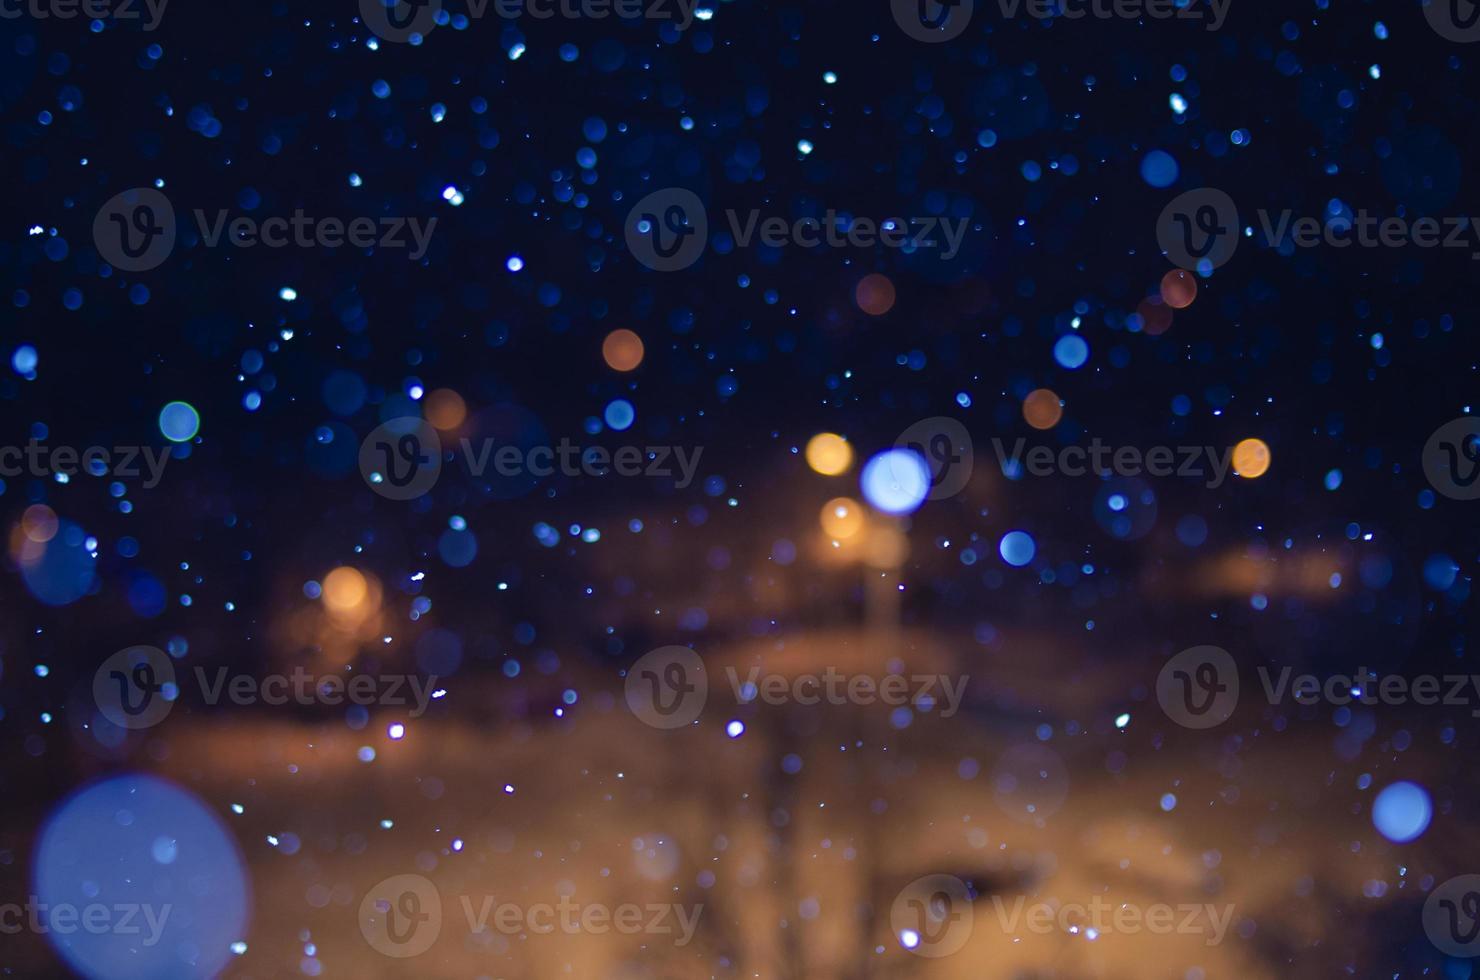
(862, 517, 908, 634)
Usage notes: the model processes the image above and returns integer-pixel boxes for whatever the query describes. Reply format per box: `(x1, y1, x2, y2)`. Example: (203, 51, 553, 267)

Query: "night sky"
(1, 0, 1478, 977)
